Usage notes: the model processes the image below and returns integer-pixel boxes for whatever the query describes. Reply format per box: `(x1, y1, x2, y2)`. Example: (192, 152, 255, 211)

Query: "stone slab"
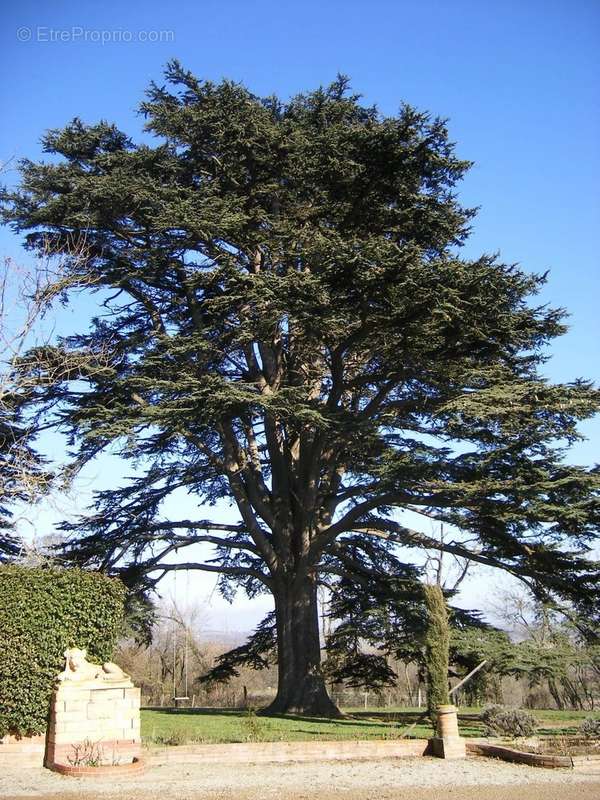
(429, 736, 467, 759)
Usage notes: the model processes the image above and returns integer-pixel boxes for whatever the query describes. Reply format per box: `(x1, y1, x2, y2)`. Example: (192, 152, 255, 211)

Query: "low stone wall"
(146, 738, 431, 765)
(0, 735, 430, 770)
(0, 734, 46, 768)
(466, 740, 600, 770)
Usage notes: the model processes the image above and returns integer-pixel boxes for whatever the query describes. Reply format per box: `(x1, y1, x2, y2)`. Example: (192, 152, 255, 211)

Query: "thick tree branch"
(148, 560, 272, 587)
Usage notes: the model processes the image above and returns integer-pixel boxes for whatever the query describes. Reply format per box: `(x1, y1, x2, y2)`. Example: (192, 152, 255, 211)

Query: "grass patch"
(141, 706, 587, 746)
(142, 707, 434, 745)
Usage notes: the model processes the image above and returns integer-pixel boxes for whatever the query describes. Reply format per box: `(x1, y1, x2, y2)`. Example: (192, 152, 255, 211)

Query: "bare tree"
(423, 524, 472, 591)
(0, 234, 100, 552)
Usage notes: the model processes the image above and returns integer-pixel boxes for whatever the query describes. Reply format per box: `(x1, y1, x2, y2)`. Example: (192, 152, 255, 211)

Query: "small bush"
(0, 565, 125, 737)
(240, 707, 266, 742)
(160, 729, 189, 746)
(579, 717, 600, 738)
(68, 738, 104, 767)
(480, 704, 537, 738)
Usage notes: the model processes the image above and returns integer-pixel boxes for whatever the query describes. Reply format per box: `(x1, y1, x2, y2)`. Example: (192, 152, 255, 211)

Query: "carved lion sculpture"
(56, 647, 130, 683)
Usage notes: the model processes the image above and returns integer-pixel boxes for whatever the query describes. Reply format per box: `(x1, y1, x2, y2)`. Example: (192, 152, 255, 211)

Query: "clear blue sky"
(1, 0, 599, 628)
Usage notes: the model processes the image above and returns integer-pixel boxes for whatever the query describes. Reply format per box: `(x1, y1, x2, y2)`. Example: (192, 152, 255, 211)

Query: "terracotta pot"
(436, 704, 460, 738)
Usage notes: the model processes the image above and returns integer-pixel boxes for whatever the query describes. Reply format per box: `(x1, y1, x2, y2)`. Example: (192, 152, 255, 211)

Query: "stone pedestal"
(45, 680, 141, 770)
(429, 704, 466, 760)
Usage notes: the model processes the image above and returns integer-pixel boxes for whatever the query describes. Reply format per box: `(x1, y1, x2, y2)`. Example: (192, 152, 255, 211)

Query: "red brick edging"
(47, 757, 144, 777)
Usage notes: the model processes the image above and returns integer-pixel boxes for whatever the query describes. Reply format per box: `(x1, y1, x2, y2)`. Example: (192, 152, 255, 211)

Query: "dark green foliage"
(120, 589, 158, 647)
(480, 704, 537, 738)
(451, 614, 600, 709)
(423, 583, 450, 717)
(506, 635, 600, 710)
(324, 651, 398, 691)
(449, 626, 512, 704)
(0, 565, 125, 736)
(0, 415, 51, 559)
(322, 537, 425, 688)
(450, 626, 514, 670)
(199, 612, 277, 685)
(1, 64, 599, 713)
(321, 542, 500, 693)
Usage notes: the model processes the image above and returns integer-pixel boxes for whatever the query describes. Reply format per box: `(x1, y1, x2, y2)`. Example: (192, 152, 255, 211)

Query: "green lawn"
(142, 707, 437, 744)
(141, 706, 589, 745)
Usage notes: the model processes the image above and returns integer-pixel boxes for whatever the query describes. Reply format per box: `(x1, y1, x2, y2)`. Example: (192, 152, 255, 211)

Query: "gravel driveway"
(1, 755, 598, 800)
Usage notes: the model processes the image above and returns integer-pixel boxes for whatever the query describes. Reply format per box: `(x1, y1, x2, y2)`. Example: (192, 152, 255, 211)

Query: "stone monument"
(45, 647, 141, 773)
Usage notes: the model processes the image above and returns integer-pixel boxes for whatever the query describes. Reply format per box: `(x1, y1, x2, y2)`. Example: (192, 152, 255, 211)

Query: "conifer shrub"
(423, 583, 450, 722)
(0, 565, 125, 736)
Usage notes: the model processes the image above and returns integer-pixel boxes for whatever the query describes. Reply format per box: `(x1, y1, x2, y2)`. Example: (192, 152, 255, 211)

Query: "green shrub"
(480, 704, 537, 738)
(240, 707, 266, 742)
(0, 564, 125, 736)
(579, 717, 600, 738)
(423, 583, 450, 722)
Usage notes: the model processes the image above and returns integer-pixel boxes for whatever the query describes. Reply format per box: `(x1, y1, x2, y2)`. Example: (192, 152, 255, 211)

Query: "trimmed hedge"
(0, 565, 125, 736)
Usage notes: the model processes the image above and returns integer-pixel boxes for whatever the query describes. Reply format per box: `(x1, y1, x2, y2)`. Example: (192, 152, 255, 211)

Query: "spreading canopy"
(1, 63, 599, 713)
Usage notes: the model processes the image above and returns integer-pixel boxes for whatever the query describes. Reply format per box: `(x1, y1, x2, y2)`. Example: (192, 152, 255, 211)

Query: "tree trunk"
(262, 574, 341, 718)
(547, 677, 564, 710)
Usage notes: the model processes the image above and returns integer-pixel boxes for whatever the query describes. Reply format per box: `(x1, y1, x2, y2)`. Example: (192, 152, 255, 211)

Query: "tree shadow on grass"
(143, 707, 247, 717)
(144, 707, 405, 731)
(264, 713, 399, 730)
